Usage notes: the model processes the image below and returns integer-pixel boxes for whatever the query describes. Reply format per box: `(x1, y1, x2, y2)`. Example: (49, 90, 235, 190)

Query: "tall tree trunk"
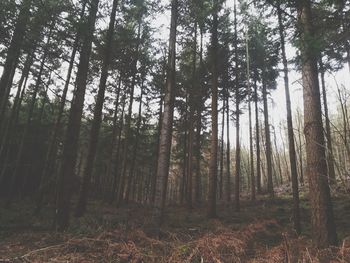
(55, 0, 99, 231)
(219, 99, 225, 200)
(0, 50, 34, 158)
(277, 0, 301, 233)
(319, 57, 336, 183)
(35, 0, 87, 213)
(117, 19, 142, 204)
(207, 0, 219, 218)
(262, 81, 274, 197)
(296, 109, 304, 185)
(125, 75, 145, 203)
(151, 87, 164, 204)
(234, 0, 241, 211)
(104, 76, 122, 200)
(297, 0, 337, 247)
(254, 81, 262, 194)
(75, 0, 119, 217)
(0, 0, 32, 118)
(110, 94, 126, 203)
(245, 24, 255, 201)
(8, 25, 54, 202)
(187, 22, 197, 209)
(152, 0, 177, 226)
(194, 28, 204, 204)
(226, 95, 231, 202)
(0, 52, 32, 192)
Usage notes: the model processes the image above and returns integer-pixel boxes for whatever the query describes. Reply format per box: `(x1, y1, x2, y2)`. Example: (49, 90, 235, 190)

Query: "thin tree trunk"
(296, 109, 304, 185)
(152, 0, 177, 226)
(8, 25, 54, 202)
(207, 0, 219, 218)
(226, 94, 231, 202)
(246, 25, 255, 201)
(234, 0, 241, 210)
(254, 81, 262, 194)
(117, 19, 142, 205)
(0, 0, 32, 117)
(219, 99, 225, 201)
(187, 21, 197, 209)
(262, 81, 274, 198)
(277, 2, 302, 233)
(55, 0, 99, 231)
(110, 94, 126, 203)
(194, 28, 204, 205)
(75, 0, 119, 217)
(125, 75, 145, 203)
(319, 58, 336, 183)
(35, 0, 87, 213)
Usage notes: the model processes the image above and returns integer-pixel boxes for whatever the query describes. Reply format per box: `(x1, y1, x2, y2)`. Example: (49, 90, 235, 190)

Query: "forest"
(0, 0, 350, 262)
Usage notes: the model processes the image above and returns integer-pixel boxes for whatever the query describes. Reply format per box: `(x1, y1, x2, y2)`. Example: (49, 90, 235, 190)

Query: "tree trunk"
(110, 94, 126, 203)
(187, 21, 197, 209)
(75, 0, 119, 217)
(35, 0, 87, 213)
(254, 81, 262, 194)
(226, 95, 231, 202)
(125, 75, 145, 203)
(319, 57, 336, 183)
(117, 19, 142, 205)
(194, 28, 204, 205)
(297, 0, 337, 247)
(245, 23, 255, 201)
(0, 0, 32, 118)
(296, 109, 304, 185)
(55, 0, 99, 231)
(207, 0, 219, 218)
(262, 81, 274, 197)
(219, 99, 225, 200)
(8, 24, 54, 202)
(152, 0, 177, 226)
(278, 0, 300, 233)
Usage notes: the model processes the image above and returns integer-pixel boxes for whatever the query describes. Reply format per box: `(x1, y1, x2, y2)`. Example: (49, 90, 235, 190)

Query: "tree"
(0, 0, 32, 119)
(297, 0, 337, 248)
(152, 0, 178, 226)
(55, 0, 100, 231)
(75, 0, 119, 217)
(207, 0, 220, 218)
(276, 0, 300, 233)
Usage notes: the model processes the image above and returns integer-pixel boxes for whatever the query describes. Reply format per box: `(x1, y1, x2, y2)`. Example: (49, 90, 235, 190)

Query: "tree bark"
(226, 94, 231, 202)
(219, 99, 225, 200)
(75, 0, 119, 217)
(35, 0, 87, 213)
(152, 0, 177, 226)
(117, 19, 142, 205)
(207, 0, 219, 218)
(245, 24, 255, 201)
(278, 0, 300, 233)
(0, 0, 32, 118)
(187, 21, 197, 209)
(55, 0, 99, 231)
(254, 81, 262, 194)
(297, 0, 337, 247)
(125, 75, 145, 203)
(262, 81, 274, 198)
(8, 24, 54, 202)
(319, 57, 336, 184)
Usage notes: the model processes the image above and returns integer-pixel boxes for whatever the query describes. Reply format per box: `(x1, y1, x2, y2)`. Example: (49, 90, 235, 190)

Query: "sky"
(151, 0, 349, 148)
(2, 0, 348, 149)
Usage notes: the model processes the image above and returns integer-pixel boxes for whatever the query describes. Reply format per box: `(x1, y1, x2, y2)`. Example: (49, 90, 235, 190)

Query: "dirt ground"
(1, 190, 350, 262)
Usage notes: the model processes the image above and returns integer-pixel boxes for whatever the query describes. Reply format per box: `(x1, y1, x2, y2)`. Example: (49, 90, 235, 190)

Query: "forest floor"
(1, 185, 350, 262)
